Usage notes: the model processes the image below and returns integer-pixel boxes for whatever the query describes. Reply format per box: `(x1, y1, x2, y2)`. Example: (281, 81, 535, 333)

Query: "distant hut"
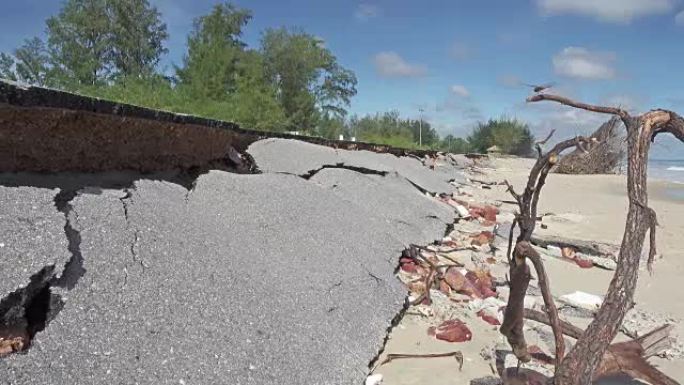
(486, 145, 502, 155)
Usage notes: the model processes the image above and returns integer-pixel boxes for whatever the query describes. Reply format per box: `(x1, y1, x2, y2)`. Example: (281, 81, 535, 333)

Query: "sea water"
(650, 158, 684, 201)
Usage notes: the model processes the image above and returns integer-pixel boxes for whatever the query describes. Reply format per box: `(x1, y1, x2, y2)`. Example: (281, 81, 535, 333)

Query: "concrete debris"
(558, 291, 603, 312)
(365, 373, 384, 385)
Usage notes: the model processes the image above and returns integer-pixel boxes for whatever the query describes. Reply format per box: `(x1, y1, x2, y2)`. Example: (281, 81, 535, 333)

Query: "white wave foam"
(667, 166, 684, 172)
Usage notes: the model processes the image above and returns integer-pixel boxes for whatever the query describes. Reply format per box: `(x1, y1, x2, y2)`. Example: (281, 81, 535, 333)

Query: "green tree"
(46, 0, 112, 86)
(316, 113, 348, 139)
(0, 53, 17, 81)
(439, 135, 471, 153)
(408, 118, 439, 147)
(227, 50, 286, 131)
(467, 117, 534, 156)
(261, 27, 357, 131)
(14, 38, 50, 86)
(176, 2, 252, 99)
(109, 0, 168, 78)
(46, 0, 168, 86)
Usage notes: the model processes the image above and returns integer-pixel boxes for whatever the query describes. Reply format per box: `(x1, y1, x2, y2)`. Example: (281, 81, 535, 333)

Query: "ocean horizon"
(650, 158, 684, 184)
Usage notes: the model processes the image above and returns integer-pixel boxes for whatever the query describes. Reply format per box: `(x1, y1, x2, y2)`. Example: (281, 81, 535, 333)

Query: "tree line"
(0, 0, 534, 155)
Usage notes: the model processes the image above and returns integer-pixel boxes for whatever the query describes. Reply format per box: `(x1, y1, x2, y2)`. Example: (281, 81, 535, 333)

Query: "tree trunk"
(554, 116, 652, 384)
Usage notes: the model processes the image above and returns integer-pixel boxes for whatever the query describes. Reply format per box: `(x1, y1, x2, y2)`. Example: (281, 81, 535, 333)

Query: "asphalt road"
(0, 139, 465, 384)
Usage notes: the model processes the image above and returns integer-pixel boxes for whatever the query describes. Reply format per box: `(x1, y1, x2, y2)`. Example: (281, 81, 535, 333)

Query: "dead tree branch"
(524, 308, 584, 340)
(526, 94, 684, 385)
(535, 129, 556, 157)
(527, 93, 630, 120)
(500, 130, 595, 376)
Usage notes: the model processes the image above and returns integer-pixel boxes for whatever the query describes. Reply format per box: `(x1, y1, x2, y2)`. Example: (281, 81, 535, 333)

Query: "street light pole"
(418, 107, 424, 147)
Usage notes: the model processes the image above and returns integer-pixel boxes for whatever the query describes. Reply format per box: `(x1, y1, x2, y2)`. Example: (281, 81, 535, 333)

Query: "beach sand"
(374, 157, 684, 384)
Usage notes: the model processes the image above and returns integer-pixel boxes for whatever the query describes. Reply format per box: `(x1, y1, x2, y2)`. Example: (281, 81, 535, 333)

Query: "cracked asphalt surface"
(0, 139, 466, 384)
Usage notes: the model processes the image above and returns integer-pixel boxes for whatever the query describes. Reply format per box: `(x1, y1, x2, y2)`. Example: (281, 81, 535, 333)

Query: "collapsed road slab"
(309, 168, 454, 245)
(0, 170, 457, 384)
(249, 138, 464, 194)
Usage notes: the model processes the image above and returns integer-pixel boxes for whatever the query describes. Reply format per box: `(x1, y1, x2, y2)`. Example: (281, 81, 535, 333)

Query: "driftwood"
(501, 129, 595, 372)
(524, 308, 584, 340)
(554, 117, 625, 175)
(373, 351, 464, 371)
(530, 234, 619, 259)
(503, 303, 678, 384)
(526, 309, 679, 385)
(524, 93, 684, 385)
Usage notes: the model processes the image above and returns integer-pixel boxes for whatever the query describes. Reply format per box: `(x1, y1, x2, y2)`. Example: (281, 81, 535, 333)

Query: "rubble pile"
(371, 166, 684, 384)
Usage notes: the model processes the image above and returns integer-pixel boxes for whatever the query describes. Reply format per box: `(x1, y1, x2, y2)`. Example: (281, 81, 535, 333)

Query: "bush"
(467, 117, 534, 156)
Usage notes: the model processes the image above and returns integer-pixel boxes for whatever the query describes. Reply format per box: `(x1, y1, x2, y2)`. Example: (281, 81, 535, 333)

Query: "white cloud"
(355, 3, 380, 21)
(449, 41, 472, 61)
(552, 47, 616, 80)
(676, 10, 684, 25)
(450, 84, 470, 97)
(372, 52, 427, 78)
(536, 0, 676, 23)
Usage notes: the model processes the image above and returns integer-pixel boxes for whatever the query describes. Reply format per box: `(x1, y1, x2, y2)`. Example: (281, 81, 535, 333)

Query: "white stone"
(559, 291, 603, 312)
(365, 373, 383, 385)
(455, 204, 470, 218)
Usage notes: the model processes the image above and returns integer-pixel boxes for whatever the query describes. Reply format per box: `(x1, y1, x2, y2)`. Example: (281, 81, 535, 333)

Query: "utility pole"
(418, 107, 424, 147)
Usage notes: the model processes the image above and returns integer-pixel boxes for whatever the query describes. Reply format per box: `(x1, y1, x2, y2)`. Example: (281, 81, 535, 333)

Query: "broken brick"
(400, 262, 418, 273)
(428, 319, 472, 343)
(483, 205, 499, 222)
(574, 258, 594, 269)
(444, 267, 467, 291)
(477, 310, 501, 326)
(471, 231, 495, 246)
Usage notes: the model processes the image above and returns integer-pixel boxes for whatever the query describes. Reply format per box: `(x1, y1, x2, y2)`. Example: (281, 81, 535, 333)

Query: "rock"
(428, 319, 472, 343)
(559, 291, 603, 312)
(365, 373, 383, 385)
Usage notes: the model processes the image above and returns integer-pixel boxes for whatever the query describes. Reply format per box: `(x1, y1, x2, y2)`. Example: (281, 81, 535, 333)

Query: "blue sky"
(1, 0, 683, 157)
